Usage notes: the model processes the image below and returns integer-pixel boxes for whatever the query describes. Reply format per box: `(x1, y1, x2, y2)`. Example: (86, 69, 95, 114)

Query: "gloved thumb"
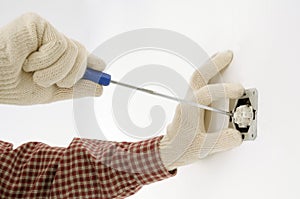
(50, 79, 103, 102)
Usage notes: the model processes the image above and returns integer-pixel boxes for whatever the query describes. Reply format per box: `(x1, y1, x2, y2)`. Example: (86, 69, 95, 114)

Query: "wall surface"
(0, 0, 299, 198)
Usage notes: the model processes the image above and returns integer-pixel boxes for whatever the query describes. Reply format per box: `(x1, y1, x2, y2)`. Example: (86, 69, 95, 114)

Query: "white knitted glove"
(159, 51, 244, 171)
(0, 13, 105, 105)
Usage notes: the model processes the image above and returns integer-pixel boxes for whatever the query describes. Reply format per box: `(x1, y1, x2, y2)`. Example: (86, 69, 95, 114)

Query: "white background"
(0, 0, 299, 198)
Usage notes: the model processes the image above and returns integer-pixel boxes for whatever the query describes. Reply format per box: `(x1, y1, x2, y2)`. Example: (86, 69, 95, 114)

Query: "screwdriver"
(82, 68, 233, 117)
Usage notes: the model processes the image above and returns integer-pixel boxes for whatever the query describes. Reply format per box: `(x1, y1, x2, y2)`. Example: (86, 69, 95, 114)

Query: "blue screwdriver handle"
(82, 67, 111, 86)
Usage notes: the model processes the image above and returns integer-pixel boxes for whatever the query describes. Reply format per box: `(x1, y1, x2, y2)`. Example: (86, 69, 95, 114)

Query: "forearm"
(0, 136, 176, 198)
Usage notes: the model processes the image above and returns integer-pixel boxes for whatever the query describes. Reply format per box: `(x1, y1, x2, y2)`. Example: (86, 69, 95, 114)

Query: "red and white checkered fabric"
(0, 136, 176, 198)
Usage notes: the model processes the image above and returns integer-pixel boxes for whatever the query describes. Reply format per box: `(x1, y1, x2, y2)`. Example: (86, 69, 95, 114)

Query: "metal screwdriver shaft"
(110, 80, 233, 117)
(83, 68, 233, 117)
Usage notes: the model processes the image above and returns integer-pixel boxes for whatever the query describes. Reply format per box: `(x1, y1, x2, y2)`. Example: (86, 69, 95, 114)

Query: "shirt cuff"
(77, 136, 177, 186)
(122, 136, 177, 185)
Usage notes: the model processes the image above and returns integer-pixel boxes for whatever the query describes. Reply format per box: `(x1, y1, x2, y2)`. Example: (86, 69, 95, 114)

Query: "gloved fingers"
(190, 50, 233, 90)
(200, 128, 242, 157)
(24, 13, 63, 43)
(22, 13, 69, 72)
(56, 40, 88, 88)
(87, 54, 106, 71)
(33, 38, 78, 88)
(51, 79, 103, 102)
(195, 83, 244, 105)
(23, 37, 68, 72)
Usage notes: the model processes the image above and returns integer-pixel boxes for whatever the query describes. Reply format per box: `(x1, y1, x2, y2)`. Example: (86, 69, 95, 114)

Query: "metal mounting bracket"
(230, 88, 258, 141)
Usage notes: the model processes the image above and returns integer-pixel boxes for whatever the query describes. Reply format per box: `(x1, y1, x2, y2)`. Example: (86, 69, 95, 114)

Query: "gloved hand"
(159, 51, 244, 171)
(0, 13, 105, 105)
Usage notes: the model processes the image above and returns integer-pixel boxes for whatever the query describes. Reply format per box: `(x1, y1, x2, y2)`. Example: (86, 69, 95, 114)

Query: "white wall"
(0, 0, 299, 198)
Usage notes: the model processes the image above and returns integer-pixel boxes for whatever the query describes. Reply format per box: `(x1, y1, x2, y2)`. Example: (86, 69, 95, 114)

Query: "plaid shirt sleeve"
(0, 136, 176, 198)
